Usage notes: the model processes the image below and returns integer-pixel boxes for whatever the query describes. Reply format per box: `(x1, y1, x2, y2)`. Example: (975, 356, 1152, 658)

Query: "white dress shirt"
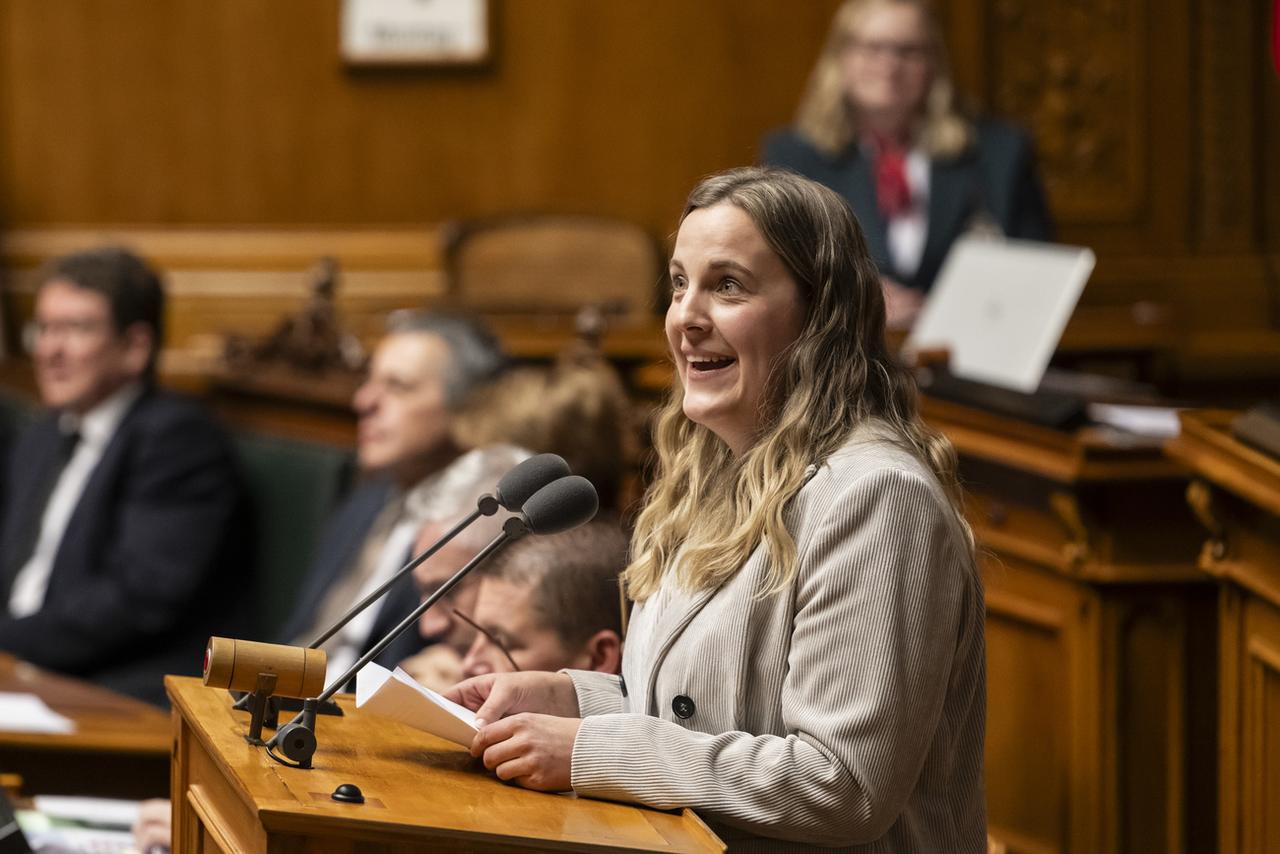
(886, 148, 930, 280)
(7, 382, 143, 618)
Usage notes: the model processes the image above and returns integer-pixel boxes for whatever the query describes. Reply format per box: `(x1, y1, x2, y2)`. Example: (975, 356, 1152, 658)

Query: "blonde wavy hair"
(624, 167, 969, 601)
(794, 0, 972, 158)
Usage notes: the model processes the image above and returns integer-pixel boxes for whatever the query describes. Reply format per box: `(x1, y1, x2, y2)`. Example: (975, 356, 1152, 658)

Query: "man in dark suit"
(0, 247, 251, 706)
(277, 311, 522, 686)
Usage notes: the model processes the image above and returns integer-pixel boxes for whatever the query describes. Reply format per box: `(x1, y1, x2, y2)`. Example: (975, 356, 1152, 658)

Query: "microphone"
(307, 453, 570, 649)
(502, 475, 600, 537)
(267, 474, 599, 768)
(490, 453, 573, 513)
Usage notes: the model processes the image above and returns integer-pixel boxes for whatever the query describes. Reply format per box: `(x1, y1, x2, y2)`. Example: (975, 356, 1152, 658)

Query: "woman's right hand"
(445, 671, 580, 727)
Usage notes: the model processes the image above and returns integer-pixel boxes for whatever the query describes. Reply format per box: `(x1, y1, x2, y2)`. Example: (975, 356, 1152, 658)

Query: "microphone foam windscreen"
(521, 475, 599, 534)
(496, 453, 572, 510)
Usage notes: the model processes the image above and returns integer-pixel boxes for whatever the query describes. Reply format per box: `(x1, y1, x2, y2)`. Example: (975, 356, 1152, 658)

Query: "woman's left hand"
(471, 713, 582, 792)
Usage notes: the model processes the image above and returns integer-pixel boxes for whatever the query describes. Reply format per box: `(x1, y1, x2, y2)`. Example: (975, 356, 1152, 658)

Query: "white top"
(8, 383, 143, 618)
(886, 148, 930, 279)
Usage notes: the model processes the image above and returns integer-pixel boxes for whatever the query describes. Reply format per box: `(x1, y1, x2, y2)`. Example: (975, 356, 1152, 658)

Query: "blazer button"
(672, 694, 695, 719)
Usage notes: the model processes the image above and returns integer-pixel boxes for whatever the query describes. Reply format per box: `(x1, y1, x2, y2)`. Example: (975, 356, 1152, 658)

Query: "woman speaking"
(446, 167, 986, 852)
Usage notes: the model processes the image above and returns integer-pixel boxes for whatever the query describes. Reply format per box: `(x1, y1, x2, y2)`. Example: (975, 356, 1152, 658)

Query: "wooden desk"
(1166, 410, 1280, 854)
(167, 677, 724, 853)
(0, 653, 170, 798)
(921, 398, 1215, 854)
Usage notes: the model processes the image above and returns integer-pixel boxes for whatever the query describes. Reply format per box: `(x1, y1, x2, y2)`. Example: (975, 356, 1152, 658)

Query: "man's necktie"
(3, 428, 81, 589)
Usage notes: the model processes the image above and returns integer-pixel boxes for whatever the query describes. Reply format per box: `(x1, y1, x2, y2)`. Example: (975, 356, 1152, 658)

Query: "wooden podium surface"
(921, 397, 1215, 854)
(1167, 410, 1280, 854)
(167, 676, 724, 853)
(0, 652, 170, 798)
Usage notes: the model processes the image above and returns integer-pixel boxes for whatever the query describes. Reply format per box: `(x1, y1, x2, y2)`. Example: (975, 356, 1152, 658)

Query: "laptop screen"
(904, 236, 1095, 393)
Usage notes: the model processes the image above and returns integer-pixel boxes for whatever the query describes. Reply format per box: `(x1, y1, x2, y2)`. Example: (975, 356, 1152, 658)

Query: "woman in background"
(763, 0, 1052, 328)
(447, 167, 986, 852)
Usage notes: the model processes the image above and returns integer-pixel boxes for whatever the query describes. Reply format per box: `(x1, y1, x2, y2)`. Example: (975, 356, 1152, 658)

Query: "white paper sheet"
(17, 808, 138, 853)
(31, 796, 140, 829)
(0, 692, 75, 734)
(355, 662, 478, 747)
(1086, 403, 1182, 438)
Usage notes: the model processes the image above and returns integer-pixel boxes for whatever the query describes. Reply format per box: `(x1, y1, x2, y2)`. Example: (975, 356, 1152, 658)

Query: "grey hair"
(385, 310, 508, 407)
(405, 443, 532, 529)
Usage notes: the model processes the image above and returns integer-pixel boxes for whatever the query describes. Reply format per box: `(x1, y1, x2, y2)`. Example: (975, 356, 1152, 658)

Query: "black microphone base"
(274, 721, 317, 768)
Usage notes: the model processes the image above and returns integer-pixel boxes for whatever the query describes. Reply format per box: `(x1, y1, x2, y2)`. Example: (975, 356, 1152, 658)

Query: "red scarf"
(870, 133, 912, 220)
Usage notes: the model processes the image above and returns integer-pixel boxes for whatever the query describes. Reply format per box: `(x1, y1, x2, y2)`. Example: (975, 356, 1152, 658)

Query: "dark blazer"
(276, 477, 426, 677)
(762, 119, 1053, 293)
(0, 388, 252, 706)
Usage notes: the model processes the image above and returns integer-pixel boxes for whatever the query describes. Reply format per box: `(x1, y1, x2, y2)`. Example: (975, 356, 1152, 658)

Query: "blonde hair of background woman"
(794, 0, 972, 158)
(624, 167, 971, 601)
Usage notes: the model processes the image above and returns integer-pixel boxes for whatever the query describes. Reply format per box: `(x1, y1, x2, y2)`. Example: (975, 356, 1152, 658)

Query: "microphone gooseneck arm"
(268, 521, 525, 749)
(306, 499, 495, 649)
(302, 453, 570, 651)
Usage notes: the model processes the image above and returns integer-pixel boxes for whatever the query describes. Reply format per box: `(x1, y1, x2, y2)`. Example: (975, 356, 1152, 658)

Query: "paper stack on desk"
(355, 662, 478, 747)
(0, 692, 75, 734)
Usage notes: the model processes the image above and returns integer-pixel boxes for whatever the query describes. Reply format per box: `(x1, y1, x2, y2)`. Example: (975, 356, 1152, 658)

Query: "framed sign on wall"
(341, 0, 491, 67)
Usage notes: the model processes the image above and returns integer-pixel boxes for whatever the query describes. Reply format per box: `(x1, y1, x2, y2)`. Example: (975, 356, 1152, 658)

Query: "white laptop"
(904, 236, 1095, 393)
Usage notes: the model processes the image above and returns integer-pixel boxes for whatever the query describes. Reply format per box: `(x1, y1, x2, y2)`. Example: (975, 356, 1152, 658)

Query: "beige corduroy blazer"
(567, 429, 986, 852)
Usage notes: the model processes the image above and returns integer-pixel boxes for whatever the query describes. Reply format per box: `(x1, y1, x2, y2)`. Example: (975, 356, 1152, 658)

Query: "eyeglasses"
(845, 38, 931, 64)
(23, 317, 112, 352)
(451, 608, 521, 671)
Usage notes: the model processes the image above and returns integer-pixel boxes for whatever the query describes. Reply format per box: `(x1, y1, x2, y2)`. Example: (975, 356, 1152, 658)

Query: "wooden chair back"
(441, 215, 662, 321)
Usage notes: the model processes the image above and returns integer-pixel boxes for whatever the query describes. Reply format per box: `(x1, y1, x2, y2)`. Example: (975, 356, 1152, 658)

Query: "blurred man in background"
(276, 311, 524, 684)
(0, 247, 250, 706)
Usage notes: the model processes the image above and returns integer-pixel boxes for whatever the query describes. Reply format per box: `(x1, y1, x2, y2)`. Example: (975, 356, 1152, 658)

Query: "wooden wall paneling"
(1168, 412, 1280, 854)
(983, 556, 1095, 854)
(983, 555, 1217, 854)
(1217, 585, 1244, 854)
(0, 226, 445, 357)
(1263, 0, 1280, 326)
(1241, 596, 1280, 853)
(1201, 487, 1280, 611)
(1265, 0, 1280, 254)
(0, 0, 843, 237)
(1, 0, 1274, 358)
(1076, 481, 1209, 578)
(934, 0, 988, 102)
(936, 405, 1217, 854)
(1193, 0, 1261, 254)
(1197, 486, 1280, 853)
(989, 0, 1154, 229)
(1113, 586, 1219, 854)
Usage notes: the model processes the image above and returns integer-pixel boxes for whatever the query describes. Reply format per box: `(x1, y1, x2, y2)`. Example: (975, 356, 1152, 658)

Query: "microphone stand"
(308, 495, 499, 649)
(230, 495, 498, 721)
(265, 516, 529, 769)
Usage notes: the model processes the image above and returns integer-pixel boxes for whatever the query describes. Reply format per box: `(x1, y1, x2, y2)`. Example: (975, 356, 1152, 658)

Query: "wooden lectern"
(166, 676, 724, 852)
(1167, 410, 1280, 854)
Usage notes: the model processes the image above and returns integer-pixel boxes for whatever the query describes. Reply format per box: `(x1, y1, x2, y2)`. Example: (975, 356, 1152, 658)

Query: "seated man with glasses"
(403, 519, 625, 688)
(396, 510, 511, 691)
(0, 247, 251, 706)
